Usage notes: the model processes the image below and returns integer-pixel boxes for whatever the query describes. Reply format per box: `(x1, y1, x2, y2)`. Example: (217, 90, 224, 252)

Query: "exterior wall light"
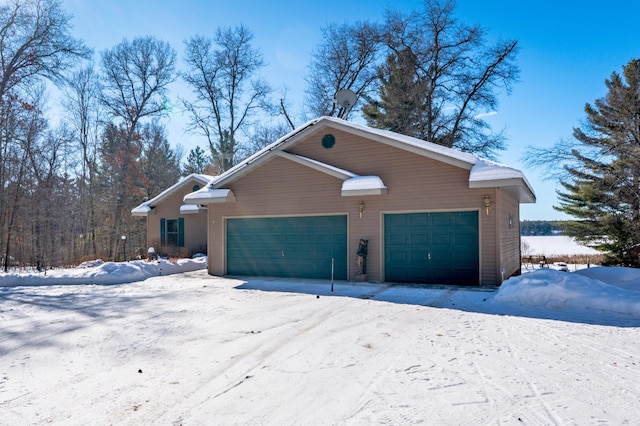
(121, 235, 127, 261)
(358, 200, 365, 219)
(483, 195, 491, 215)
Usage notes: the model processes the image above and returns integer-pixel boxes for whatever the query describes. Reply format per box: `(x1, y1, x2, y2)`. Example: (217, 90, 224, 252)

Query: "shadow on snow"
(232, 276, 640, 328)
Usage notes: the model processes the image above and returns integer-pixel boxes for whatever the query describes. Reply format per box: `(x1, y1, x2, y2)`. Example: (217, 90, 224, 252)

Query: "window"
(160, 218, 184, 247)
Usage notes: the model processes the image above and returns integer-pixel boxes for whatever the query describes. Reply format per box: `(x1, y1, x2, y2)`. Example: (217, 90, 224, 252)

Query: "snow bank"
(0, 257, 207, 287)
(574, 266, 640, 292)
(496, 268, 640, 317)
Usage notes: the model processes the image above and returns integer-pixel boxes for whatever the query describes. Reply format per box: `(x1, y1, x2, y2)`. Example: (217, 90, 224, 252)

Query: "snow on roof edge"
(131, 173, 216, 214)
(204, 117, 534, 201)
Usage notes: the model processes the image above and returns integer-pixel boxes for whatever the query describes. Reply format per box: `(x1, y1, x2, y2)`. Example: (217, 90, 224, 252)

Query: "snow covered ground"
(521, 235, 601, 256)
(1, 258, 640, 424)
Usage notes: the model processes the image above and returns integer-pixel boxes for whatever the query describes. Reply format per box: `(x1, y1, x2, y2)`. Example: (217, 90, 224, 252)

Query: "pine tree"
(182, 146, 213, 176)
(363, 0, 518, 158)
(557, 58, 640, 266)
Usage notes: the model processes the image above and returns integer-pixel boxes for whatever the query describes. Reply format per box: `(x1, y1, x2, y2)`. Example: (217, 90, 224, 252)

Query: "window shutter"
(178, 217, 184, 247)
(160, 218, 166, 244)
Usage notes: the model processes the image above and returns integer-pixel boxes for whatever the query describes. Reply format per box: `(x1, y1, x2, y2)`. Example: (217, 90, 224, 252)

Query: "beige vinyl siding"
(209, 129, 503, 284)
(498, 190, 521, 280)
(146, 185, 208, 254)
(292, 129, 497, 284)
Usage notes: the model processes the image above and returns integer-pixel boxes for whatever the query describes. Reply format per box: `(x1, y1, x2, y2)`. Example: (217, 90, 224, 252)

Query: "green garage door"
(227, 215, 347, 280)
(385, 211, 479, 285)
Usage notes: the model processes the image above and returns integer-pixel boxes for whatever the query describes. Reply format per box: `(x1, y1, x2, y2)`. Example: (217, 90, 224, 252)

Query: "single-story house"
(131, 173, 214, 256)
(184, 117, 535, 286)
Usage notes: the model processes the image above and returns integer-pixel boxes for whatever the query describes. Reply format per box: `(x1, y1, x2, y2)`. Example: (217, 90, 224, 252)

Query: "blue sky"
(61, 0, 640, 220)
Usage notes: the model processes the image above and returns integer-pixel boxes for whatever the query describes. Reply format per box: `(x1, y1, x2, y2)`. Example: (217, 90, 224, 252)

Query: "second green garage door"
(226, 215, 347, 280)
(385, 211, 479, 285)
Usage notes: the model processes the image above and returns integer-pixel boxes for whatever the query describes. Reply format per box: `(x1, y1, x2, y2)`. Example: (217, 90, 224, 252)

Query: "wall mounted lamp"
(358, 200, 365, 219)
(483, 195, 491, 215)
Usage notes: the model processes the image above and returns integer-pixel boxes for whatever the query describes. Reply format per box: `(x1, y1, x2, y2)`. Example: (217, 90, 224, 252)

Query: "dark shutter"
(178, 218, 185, 247)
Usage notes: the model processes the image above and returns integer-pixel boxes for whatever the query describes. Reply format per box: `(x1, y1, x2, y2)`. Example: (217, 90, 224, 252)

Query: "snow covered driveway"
(2, 270, 639, 425)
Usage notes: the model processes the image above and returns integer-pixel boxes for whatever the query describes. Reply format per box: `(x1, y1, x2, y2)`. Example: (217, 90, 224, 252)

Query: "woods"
(1, 0, 522, 269)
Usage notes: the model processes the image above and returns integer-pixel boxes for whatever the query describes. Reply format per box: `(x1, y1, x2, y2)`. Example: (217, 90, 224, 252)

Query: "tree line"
(519, 221, 567, 236)
(1, 0, 519, 270)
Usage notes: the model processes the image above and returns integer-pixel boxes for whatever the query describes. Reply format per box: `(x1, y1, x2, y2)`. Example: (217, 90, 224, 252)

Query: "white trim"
(315, 118, 476, 170)
(131, 173, 214, 215)
(341, 188, 388, 197)
(275, 151, 356, 180)
(222, 213, 350, 276)
(131, 204, 154, 216)
(179, 204, 206, 214)
(341, 175, 388, 197)
(184, 188, 236, 204)
(469, 179, 536, 203)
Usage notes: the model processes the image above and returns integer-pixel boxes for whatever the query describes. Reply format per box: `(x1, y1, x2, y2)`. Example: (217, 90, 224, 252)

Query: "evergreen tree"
(363, 0, 518, 158)
(363, 49, 425, 136)
(139, 120, 181, 198)
(556, 58, 640, 266)
(182, 145, 213, 176)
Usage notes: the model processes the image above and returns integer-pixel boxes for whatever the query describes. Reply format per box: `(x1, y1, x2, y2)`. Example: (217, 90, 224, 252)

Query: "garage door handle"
(282, 250, 285, 257)
(428, 252, 431, 260)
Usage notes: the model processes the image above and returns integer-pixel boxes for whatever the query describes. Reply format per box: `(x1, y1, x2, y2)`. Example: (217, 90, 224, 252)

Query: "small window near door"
(160, 218, 184, 247)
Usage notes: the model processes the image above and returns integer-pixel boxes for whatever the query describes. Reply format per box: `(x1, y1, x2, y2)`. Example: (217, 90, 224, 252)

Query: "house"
(131, 173, 214, 256)
(184, 117, 535, 286)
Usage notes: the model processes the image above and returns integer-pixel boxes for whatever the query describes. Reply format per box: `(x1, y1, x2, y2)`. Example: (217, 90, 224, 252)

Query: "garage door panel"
(388, 250, 407, 262)
(385, 211, 479, 285)
(431, 214, 451, 227)
(388, 234, 407, 245)
(432, 232, 450, 245)
(454, 233, 476, 245)
(227, 216, 347, 280)
(411, 250, 428, 261)
(431, 250, 451, 262)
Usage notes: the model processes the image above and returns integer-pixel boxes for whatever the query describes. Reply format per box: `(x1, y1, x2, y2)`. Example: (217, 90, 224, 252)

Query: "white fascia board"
(318, 117, 477, 170)
(131, 204, 154, 216)
(275, 151, 357, 180)
(183, 188, 236, 204)
(209, 118, 323, 189)
(179, 204, 206, 214)
(341, 188, 389, 197)
(341, 175, 388, 197)
(142, 173, 215, 208)
(469, 179, 536, 203)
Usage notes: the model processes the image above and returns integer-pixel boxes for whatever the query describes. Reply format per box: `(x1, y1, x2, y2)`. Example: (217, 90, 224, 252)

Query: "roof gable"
(186, 117, 535, 204)
(131, 173, 215, 216)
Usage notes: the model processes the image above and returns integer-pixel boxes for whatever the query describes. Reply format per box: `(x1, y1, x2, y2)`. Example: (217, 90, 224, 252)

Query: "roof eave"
(469, 178, 536, 204)
(184, 188, 236, 204)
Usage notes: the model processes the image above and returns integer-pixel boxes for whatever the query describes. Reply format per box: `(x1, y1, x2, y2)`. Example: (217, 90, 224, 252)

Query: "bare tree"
(182, 25, 272, 172)
(1, 85, 48, 271)
(364, 0, 519, 158)
(0, 0, 89, 102)
(305, 21, 383, 120)
(99, 36, 177, 259)
(62, 64, 102, 258)
(0, 0, 88, 269)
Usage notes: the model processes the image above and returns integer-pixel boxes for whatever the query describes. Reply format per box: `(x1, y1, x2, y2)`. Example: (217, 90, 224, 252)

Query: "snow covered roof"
(341, 176, 388, 197)
(183, 187, 236, 204)
(469, 158, 536, 203)
(179, 204, 207, 214)
(131, 173, 215, 216)
(186, 117, 535, 204)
